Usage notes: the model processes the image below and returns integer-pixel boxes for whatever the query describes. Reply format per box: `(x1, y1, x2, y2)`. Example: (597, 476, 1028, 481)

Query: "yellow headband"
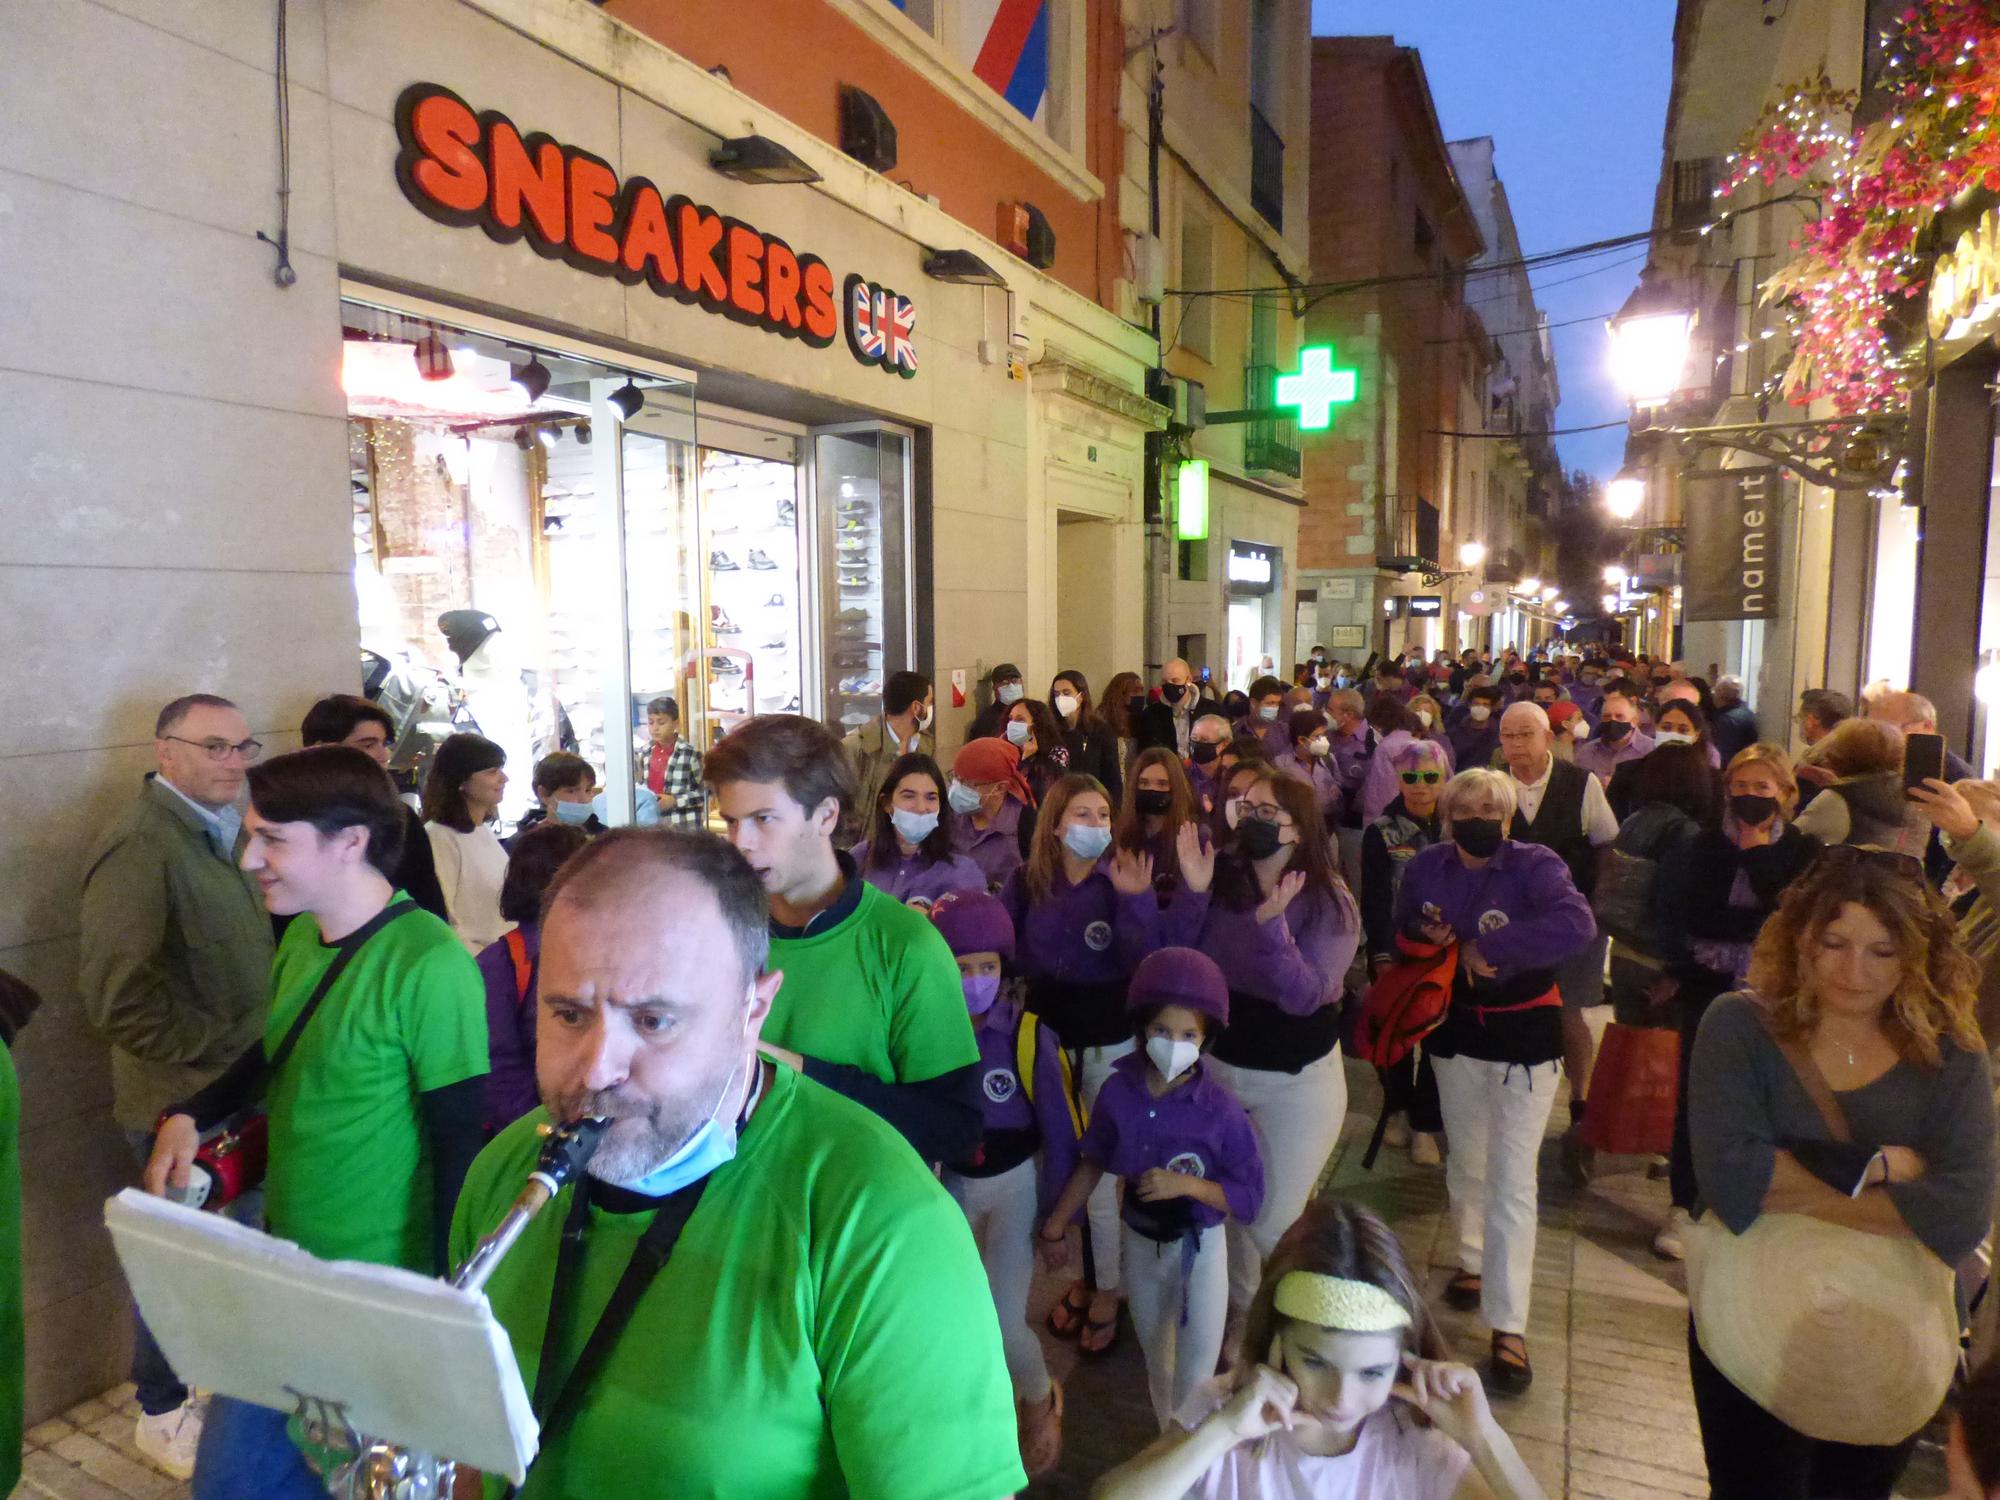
(1272, 1271, 1412, 1333)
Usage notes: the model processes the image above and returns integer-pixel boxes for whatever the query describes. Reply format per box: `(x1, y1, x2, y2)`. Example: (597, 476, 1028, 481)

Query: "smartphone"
(1904, 731, 1946, 793)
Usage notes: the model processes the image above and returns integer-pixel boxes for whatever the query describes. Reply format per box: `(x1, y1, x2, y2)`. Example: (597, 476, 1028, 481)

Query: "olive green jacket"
(842, 718, 935, 831)
(78, 776, 274, 1130)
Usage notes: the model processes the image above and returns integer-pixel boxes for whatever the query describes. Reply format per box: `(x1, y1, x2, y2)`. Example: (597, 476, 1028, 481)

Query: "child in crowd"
(474, 821, 588, 1133)
(932, 892, 1082, 1479)
(1040, 948, 1264, 1428)
(507, 751, 603, 845)
(1093, 1198, 1546, 1500)
(853, 751, 988, 910)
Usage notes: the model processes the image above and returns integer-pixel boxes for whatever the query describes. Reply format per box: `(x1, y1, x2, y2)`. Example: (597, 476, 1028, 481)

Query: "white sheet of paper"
(104, 1190, 538, 1482)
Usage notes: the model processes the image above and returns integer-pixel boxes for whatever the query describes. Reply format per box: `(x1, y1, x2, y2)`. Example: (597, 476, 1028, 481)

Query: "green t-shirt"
(765, 879, 976, 1084)
(265, 900, 488, 1270)
(451, 1067, 1025, 1500)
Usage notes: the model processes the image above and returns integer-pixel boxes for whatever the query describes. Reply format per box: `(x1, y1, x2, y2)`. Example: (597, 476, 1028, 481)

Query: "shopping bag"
(1576, 1022, 1679, 1156)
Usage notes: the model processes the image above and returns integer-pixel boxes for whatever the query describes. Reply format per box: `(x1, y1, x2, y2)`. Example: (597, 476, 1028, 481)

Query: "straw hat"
(1689, 1211, 1956, 1445)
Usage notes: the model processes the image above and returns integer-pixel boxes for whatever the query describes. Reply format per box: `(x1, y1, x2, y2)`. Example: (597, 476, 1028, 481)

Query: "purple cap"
(929, 890, 1015, 961)
(1125, 947, 1229, 1027)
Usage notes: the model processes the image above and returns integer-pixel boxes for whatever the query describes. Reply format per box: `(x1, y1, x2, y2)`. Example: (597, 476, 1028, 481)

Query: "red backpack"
(1354, 936, 1458, 1170)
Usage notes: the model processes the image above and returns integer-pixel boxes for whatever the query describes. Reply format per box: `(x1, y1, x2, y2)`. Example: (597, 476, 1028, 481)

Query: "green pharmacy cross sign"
(1274, 346, 1359, 431)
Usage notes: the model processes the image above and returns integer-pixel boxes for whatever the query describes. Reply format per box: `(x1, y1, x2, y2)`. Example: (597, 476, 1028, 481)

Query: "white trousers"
(1431, 1055, 1561, 1335)
(1079, 1040, 1138, 1293)
(944, 1159, 1050, 1403)
(1123, 1222, 1228, 1429)
(1207, 1047, 1350, 1329)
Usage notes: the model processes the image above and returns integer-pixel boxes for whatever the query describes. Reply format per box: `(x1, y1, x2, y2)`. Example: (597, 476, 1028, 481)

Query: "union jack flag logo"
(844, 273, 919, 379)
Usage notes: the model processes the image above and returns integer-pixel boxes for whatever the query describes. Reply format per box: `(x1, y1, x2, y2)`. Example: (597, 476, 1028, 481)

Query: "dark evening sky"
(1308, 0, 1677, 478)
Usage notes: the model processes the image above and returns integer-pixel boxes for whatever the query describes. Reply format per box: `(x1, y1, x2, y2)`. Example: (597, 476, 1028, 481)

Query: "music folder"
(104, 1190, 537, 1483)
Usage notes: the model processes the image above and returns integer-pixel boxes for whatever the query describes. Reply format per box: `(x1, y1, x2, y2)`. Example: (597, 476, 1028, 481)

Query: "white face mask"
(1146, 1034, 1200, 1083)
(1469, 704, 1492, 723)
(1415, 709, 1433, 728)
(1655, 729, 1694, 747)
(1306, 735, 1331, 758)
(915, 707, 932, 734)
(1053, 692, 1080, 719)
(1571, 721, 1591, 741)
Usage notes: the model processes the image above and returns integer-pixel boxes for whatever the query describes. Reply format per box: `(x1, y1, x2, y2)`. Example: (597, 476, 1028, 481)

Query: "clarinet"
(308, 1117, 609, 1500)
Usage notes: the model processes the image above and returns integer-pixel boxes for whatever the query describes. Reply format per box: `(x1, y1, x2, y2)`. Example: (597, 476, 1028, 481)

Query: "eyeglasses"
(1816, 843, 1926, 878)
(1398, 770, 1443, 786)
(164, 735, 263, 763)
(1227, 798, 1294, 828)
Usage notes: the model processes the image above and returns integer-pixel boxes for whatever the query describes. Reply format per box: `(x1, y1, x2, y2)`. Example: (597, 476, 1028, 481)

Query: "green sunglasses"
(1399, 770, 1443, 786)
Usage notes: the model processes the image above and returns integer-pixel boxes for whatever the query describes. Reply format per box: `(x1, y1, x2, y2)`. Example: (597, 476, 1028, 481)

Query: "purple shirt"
(969, 993, 1081, 1217)
(1197, 883, 1360, 1017)
(1079, 1052, 1264, 1231)
(1272, 750, 1344, 824)
(951, 798, 1026, 892)
(999, 859, 1164, 985)
(1258, 720, 1292, 760)
(1131, 822, 1215, 945)
(851, 840, 988, 909)
(1392, 839, 1595, 983)
(1447, 715, 1498, 769)
(1187, 759, 1222, 812)
(476, 924, 540, 1130)
(1574, 728, 1653, 786)
(1329, 724, 1374, 796)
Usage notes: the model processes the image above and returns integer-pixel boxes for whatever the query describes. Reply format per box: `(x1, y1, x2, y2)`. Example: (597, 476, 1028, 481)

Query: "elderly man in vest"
(1497, 703, 1618, 1184)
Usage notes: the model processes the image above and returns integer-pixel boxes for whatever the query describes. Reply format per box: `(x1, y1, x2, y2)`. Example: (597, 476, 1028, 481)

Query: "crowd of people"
(5, 638, 2000, 1499)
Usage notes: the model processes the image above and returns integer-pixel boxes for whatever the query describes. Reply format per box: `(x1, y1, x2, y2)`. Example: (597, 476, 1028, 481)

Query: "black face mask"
(1162, 682, 1187, 704)
(1134, 788, 1174, 816)
(1729, 793, 1781, 826)
(1234, 820, 1285, 860)
(1127, 695, 1149, 721)
(1454, 817, 1505, 859)
(1508, 672, 1528, 685)
(1597, 719, 1633, 743)
(1189, 741, 1220, 765)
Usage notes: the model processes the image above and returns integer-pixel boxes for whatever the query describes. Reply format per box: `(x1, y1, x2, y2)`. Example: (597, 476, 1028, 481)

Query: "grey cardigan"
(1689, 992, 1996, 1265)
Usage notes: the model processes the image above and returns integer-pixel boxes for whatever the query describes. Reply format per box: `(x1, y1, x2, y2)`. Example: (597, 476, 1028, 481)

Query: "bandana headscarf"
(952, 737, 1036, 807)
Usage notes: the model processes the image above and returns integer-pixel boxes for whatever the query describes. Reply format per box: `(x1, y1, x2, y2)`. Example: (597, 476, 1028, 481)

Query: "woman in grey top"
(1689, 848, 1995, 1499)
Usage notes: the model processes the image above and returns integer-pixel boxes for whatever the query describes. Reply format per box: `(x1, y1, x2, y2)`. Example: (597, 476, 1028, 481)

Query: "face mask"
(1654, 730, 1694, 747)
(962, 973, 1002, 1017)
(1189, 741, 1220, 765)
(1570, 721, 1591, 742)
(1062, 822, 1114, 861)
(553, 799, 595, 826)
(1146, 1034, 1201, 1084)
(1235, 819, 1285, 860)
(915, 707, 932, 733)
(1161, 682, 1187, 704)
(890, 807, 940, 844)
(947, 780, 984, 815)
(1468, 704, 1492, 723)
(1598, 719, 1632, 743)
(1134, 788, 1173, 816)
(1415, 709, 1433, 728)
(1453, 817, 1505, 859)
(1310, 653, 1325, 664)
(997, 682, 1024, 706)
(624, 1044, 747, 1197)
(1306, 735, 1331, 758)
(1334, 675, 1352, 689)
(1508, 672, 1528, 686)
(1004, 720, 1031, 747)
(1730, 793, 1781, 826)
(1054, 693, 1080, 719)
(1258, 705, 1280, 722)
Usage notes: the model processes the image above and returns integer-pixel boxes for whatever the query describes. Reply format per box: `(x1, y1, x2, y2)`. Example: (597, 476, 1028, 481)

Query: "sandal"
(1078, 1299, 1122, 1356)
(1017, 1380, 1064, 1478)
(1489, 1332, 1533, 1395)
(1443, 1271, 1483, 1313)
(1046, 1281, 1091, 1340)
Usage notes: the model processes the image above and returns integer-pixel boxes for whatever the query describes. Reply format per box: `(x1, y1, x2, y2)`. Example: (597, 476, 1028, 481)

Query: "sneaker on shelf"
(837, 517, 867, 532)
(710, 549, 739, 572)
(837, 536, 868, 552)
(838, 675, 883, 696)
(1409, 1132, 1442, 1167)
(764, 593, 788, 608)
(775, 498, 796, 527)
(834, 654, 878, 669)
(835, 608, 871, 622)
(136, 1401, 203, 1480)
(747, 548, 779, 570)
(838, 573, 870, 588)
(780, 696, 801, 712)
(761, 638, 790, 652)
(710, 604, 742, 635)
(839, 711, 871, 729)
(1652, 1207, 1692, 1261)
(709, 655, 744, 677)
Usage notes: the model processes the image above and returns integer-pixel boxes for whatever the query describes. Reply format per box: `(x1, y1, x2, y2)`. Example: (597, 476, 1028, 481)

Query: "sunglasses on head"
(1816, 843, 1926, 878)
(1399, 770, 1443, 785)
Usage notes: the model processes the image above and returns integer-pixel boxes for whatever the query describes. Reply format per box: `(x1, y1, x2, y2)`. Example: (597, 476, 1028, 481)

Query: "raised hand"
(1214, 1340, 1301, 1442)
(1393, 1353, 1494, 1452)
(1109, 846, 1155, 896)
(1178, 823, 1216, 894)
(1256, 869, 1307, 923)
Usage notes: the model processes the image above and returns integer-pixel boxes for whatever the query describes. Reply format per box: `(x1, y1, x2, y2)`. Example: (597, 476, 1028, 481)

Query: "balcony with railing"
(1242, 362, 1301, 477)
(1376, 496, 1440, 572)
(1483, 547, 1525, 586)
(1250, 105, 1284, 232)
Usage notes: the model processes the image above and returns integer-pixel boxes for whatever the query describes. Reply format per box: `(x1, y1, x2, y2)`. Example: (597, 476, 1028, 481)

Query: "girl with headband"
(1094, 1198, 1545, 1500)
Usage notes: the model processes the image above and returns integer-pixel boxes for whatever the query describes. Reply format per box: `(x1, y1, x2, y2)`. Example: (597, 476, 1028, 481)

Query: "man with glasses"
(299, 694, 448, 919)
(79, 693, 275, 1478)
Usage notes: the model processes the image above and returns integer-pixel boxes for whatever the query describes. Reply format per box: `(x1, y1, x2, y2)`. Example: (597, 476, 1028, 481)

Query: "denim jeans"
(192, 1396, 326, 1500)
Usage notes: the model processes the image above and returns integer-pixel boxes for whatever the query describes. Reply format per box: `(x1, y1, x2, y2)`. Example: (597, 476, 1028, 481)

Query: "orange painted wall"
(605, 0, 1124, 309)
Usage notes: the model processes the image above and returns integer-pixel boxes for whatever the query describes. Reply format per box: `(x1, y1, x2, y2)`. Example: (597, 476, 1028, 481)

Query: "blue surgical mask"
(947, 780, 984, 815)
(623, 1051, 747, 1198)
(1062, 823, 1113, 860)
(1004, 720, 1031, 746)
(997, 682, 1024, 706)
(1258, 705, 1280, 722)
(962, 973, 1001, 1016)
(553, 799, 595, 826)
(890, 807, 940, 844)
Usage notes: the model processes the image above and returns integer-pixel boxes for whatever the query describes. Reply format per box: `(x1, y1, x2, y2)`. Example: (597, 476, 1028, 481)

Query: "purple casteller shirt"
(952, 798, 1028, 892)
(851, 839, 988, 910)
(1198, 883, 1359, 1019)
(999, 859, 1164, 985)
(1328, 724, 1374, 802)
(1271, 750, 1344, 825)
(1574, 728, 1653, 786)
(1079, 1052, 1265, 1232)
(1258, 719, 1293, 760)
(1392, 840, 1594, 984)
(476, 923, 540, 1131)
(965, 991, 1082, 1217)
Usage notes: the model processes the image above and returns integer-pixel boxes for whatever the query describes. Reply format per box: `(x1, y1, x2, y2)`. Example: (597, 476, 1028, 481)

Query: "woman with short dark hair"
(422, 733, 510, 952)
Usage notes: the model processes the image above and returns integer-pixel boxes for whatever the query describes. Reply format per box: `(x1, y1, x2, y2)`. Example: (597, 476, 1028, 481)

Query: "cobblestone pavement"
(11, 1059, 1952, 1500)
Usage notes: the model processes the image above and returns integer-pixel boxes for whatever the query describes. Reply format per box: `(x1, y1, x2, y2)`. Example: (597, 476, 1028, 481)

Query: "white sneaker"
(1409, 1132, 1443, 1167)
(136, 1400, 203, 1480)
(1652, 1207, 1692, 1262)
(1383, 1114, 1412, 1149)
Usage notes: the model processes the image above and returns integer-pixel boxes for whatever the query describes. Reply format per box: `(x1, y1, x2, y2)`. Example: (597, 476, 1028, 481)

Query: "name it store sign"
(393, 83, 918, 377)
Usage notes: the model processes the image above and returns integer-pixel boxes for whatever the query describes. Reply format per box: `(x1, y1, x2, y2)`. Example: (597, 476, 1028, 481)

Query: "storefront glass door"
(811, 425, 915, 730)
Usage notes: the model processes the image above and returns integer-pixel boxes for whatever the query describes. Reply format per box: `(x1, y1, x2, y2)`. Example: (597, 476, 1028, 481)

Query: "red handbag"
(1577, 1022, 1680, 1156)
(1354, 937, 1458, 1069)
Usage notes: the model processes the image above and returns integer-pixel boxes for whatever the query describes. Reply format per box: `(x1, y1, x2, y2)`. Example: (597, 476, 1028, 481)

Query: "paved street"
(11, 1057, 1953, 1500)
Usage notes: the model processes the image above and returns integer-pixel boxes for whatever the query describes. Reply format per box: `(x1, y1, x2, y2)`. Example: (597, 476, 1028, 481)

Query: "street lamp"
(1518, 576, 1541, 596)
(1607, 269, 1696, 408)
(1603, 564, 1628, 588)
(1605, 468, 1646, 521)
(1540, 585, 1558, 602)
(1459, 540, 1487, 568)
